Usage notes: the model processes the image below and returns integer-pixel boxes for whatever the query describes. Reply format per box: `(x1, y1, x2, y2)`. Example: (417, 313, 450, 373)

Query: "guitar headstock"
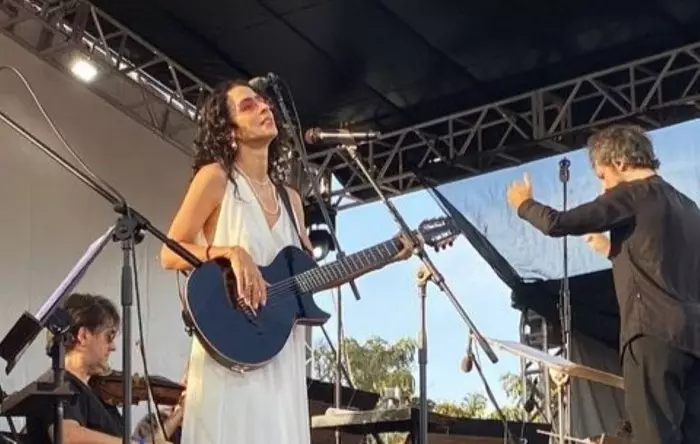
(417, 217, 460, 252)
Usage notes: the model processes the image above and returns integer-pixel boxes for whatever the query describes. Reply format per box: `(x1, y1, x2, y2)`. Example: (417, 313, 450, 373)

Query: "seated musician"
(133, 398, 184, 444)
(133, 362, 187, 444)
(25, 293, 173, 444)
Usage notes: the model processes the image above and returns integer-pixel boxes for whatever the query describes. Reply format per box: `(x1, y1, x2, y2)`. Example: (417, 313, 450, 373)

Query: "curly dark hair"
(587, 124, 660, 171)
(191, 79, 294, 187)
(46, 292, 120, 352)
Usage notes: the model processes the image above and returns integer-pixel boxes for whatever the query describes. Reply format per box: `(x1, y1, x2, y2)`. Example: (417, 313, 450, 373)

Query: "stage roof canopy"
(93, 0, 700, 131)
(3, 0, 697, 205)
(87, 0, 700, 203)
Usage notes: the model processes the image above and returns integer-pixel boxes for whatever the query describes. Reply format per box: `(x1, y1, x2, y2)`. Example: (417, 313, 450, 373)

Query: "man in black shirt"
(506, 124, 700, 444)
(25, 293, 172, 444)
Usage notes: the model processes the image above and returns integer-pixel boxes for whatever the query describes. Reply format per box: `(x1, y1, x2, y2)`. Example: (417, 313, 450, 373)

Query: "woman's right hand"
(226, 247, 267, 311)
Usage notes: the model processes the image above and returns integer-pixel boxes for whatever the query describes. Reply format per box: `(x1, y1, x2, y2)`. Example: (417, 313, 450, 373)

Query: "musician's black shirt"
(25, 370, 122, 444)
(518, 175, 700, 355)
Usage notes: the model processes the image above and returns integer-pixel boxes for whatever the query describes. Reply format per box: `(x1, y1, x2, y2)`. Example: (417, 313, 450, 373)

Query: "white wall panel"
(0, 32, 193, 429)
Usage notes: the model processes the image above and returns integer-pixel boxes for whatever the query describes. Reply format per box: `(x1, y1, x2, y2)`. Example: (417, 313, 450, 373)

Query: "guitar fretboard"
(294, 237, 402, 293)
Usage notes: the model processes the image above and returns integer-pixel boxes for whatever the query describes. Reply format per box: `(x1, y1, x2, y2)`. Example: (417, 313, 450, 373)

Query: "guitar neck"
(295, 236, 404, 293)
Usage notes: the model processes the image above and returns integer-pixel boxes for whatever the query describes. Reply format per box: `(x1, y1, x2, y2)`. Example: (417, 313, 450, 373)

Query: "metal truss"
(311, 40, 700, 210)
(4, 0, 700, 214)
(0, 0, 337, 212)
(304, 325, 314, 378)
(519, 309, 560, 428)
(0, 0, 207, 155)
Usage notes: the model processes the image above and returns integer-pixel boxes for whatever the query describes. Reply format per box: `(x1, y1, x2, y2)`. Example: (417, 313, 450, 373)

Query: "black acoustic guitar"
(183, 217, 459, 371)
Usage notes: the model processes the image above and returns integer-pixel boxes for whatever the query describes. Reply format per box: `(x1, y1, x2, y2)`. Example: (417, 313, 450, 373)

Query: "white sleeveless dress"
(180, 175, 311, 444)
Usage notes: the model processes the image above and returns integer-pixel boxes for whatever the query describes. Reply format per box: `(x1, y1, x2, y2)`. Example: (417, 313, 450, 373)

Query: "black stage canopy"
(0, 0, 679, 207)
(88, 0, 700, 202)
(92, 0, 700, 131)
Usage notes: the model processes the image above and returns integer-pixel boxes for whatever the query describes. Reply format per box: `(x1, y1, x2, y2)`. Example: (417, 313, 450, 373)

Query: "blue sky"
(310, 118, 700, 408)
(313, 189, 520, 406)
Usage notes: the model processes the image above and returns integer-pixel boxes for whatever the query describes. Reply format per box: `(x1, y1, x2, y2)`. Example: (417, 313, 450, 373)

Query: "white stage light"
(70, 58, 98, 83)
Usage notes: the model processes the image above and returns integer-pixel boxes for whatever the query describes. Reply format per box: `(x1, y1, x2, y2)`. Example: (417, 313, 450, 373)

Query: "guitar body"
(181, 216, 460, 372)
(183, 246, 330, 372)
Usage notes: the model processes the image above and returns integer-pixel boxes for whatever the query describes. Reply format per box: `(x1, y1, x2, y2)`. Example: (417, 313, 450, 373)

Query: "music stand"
(485, 337, 624, 444)
(0, 226, 115, 444)
(484, 337, 624, 390)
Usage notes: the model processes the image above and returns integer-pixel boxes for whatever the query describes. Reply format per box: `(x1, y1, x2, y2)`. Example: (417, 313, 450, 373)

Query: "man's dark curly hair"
(46, 292, 119, 352)
(587, 124, 660, 171)
(191, 79, 294, 187)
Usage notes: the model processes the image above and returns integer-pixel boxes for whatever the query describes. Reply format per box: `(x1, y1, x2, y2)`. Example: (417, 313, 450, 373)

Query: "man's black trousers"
(623, 335, 700, 444)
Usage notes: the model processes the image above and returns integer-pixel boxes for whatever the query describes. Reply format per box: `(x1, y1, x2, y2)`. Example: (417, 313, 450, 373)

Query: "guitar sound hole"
(218, 258, 258, 324)
(236, 300, 253, 316)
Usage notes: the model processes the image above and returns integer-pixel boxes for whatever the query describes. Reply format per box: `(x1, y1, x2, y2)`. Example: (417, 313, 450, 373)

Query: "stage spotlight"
(308, 228, 335, 261)
(70, 58, 98, 83)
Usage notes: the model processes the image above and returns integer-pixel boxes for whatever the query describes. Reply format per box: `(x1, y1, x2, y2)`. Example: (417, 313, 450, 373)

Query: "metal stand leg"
(552, 369, 571, 443)
(416, 265, 432, 444)
(334, 286, 343, 444)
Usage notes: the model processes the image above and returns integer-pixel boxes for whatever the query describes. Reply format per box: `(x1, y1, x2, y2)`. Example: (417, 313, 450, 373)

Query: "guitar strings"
(227, 242, 402, 310)
(229, 268, 328, 311)
(200, 223, 453, 313)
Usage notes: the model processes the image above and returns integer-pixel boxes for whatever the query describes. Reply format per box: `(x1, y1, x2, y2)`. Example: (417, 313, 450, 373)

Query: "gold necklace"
(234, 164, 270, 187)
(238, 169, 279, 215)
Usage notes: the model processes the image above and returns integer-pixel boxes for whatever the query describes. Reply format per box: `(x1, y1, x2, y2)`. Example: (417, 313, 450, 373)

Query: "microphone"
(248, 73, 279, 91)
(303, 127, 381, 145)
(559, 157, 571, 183)
(460, 334, 475, 373)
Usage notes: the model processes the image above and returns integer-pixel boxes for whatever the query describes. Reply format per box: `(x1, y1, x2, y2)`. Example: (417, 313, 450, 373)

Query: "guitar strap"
(275, 183, 311, 255)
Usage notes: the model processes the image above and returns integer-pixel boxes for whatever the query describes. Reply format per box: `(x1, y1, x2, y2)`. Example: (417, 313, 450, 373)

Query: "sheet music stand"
(484, 338, 624, 390)
(485, 337, 624, 444)
(0, 226, 115, 444)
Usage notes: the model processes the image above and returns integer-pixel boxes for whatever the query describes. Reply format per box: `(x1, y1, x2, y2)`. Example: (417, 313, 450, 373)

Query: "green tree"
(313, 336, 417, 405)
(312, 336, 539, 423)
(431, 393, 489, 417)
(313, 336, 556, 443)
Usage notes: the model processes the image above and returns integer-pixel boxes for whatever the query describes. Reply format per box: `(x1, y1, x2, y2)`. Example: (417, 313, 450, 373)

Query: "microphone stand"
(340, 142, 511, 442)
(45, 309, 71, 444)
(334, 285, 342, 444)
(268, 81, 360, 444)
(416, 265, 432, 444)
(340, 143, 499, 363)
(557, 158, 572, 442)
(558, 158, 572, 356)
(267, 80, 384, 444)
(268, 82, 363, 301)
(0, 109, 201, 443)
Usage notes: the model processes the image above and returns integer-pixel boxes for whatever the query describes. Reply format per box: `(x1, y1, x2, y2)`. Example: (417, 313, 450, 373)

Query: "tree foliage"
(313, 336, 417, 405)
(313, 335, 557, 443)
(313, 335, 540, 422)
